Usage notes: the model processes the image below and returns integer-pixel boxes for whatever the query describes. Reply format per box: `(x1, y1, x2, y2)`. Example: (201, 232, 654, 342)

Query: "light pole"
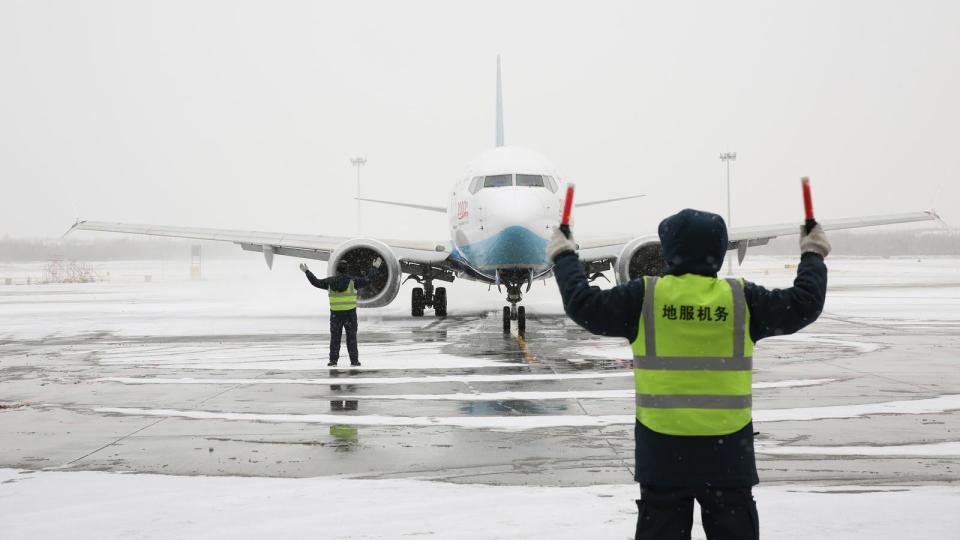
(351, 156, 367, 236)
(719, 152, 737, 275)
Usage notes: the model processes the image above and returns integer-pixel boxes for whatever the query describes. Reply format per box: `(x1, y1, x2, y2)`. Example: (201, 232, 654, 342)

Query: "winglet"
(928, 208, 948, 226)
(496, 55, 504, 147)
(62, 218, 84, 239)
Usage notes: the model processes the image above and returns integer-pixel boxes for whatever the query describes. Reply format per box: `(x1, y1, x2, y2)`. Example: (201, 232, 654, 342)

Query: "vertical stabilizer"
(496, 55, 505, 147)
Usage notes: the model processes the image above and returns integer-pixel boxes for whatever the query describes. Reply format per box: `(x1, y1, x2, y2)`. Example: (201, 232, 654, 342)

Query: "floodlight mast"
(351, 157, 367, 235)
(719, 152, 737, 275)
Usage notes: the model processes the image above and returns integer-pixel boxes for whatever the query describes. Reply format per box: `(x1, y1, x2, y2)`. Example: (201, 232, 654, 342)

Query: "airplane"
(68, 57, 939, 334)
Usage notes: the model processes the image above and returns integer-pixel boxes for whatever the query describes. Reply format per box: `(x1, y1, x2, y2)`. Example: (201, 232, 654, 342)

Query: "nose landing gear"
(501, 303, 527, 335)
(500, 274, 527, 336)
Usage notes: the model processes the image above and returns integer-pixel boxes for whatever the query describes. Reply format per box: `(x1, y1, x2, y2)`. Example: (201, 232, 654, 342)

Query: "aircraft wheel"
(517, 306, 526, 336)
(502, 306, 511, 333)
(412, 288, 425, 317)
(434, 287, 447, 317)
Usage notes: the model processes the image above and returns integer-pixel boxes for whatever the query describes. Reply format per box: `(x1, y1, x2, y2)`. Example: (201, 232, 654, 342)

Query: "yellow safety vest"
(631, 274, 754, 436)
(328, 280, 358, 312)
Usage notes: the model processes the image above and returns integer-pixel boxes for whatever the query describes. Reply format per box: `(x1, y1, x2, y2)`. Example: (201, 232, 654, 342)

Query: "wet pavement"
(1, 257, 959, 488)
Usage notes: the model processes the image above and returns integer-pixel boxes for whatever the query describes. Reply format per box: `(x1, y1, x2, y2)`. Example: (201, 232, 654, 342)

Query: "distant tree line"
(0, 236, 243, 262)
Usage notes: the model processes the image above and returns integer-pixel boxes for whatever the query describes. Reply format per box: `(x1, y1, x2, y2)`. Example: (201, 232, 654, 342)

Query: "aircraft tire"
(517, 306, 526, 336)
(502, 306, 511, 333)
(412, 288, 425, 317)
(434, 287, 447, 317)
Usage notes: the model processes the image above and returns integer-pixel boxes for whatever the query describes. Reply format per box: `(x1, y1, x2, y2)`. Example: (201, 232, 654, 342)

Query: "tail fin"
(496, 55, 504, 147)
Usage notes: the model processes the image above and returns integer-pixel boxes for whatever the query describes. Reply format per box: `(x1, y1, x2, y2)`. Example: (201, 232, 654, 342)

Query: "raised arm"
(352, 257, 383, 289)
(300, 263, 329, 290)
(744, 225, 830, 342)
(552, 249, 646, 341)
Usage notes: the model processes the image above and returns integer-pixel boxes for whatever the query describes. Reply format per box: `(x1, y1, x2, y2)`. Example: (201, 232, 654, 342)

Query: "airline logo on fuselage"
(457, 200, 469, 221)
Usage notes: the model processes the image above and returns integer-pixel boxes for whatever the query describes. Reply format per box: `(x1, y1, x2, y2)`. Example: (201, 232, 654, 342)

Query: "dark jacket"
(553, 209, 827, 487)
(305, 269, 378, 309)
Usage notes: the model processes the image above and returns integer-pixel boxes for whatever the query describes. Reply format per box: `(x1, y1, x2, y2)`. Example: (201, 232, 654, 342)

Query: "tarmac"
(1, 256, 959, 488)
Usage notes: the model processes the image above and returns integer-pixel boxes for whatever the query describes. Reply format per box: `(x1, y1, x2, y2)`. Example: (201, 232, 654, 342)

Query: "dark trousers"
(636, 485, 759, 540)
(329, 310, 359, 363)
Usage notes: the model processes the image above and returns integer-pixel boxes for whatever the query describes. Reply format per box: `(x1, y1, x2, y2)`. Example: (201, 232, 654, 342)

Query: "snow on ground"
(99, 372, 633, 385)
(0, 258, 540, 340)
(99, 341, 512, 371)
(89, 406, 632, 429)
(98, 374, 834, 389)
(754, 378, 837, 389)
(5, 256, 959, 342)
(753, 394, 960, 422)
(85, 393, 960, 430)
(1, 468, 958, 540)
(571, 342, 633, 360)
(761, 333, 883, 354)
(4, 257, 960, 538)
(756, 441, 960, 457)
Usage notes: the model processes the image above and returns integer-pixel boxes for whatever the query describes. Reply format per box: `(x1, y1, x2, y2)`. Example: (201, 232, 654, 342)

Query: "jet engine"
(614, 236, 665, 285)
(327, 238, 402, 308)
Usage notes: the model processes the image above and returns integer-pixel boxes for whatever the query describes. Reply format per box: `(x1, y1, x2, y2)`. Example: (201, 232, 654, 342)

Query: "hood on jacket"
(658, 208, 728, 277)
(328, 274, 353, 292)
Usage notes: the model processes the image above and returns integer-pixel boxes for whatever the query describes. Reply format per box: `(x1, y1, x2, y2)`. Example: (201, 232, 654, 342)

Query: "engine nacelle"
(327, 238, 402, 308)
(614, 235, 665, 285)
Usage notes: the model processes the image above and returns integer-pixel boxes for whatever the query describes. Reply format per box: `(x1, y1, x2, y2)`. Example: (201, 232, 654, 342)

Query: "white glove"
(547, 227, 578, 261)
(799, 223, 831, 258)
(299, 263, 309, 273)
(372, 257, 382, 269)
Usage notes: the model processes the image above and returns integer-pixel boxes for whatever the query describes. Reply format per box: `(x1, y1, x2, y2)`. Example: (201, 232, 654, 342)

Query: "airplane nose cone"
(498, 226, 549, 265)
(483, 189, 546, 229)
(465, 189, 551, 268)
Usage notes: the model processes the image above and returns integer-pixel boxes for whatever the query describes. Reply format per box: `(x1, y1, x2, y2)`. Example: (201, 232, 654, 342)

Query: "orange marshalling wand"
(801, 176, 816, 233)
(560, 183, 576, 238)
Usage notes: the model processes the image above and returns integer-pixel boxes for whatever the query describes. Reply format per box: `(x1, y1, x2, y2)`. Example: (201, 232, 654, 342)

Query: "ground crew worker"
(547, 208, 830, 539)
(300, 258, 382, 367)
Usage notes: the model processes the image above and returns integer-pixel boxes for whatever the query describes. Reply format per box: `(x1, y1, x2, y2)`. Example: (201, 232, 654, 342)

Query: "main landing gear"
(407, 265, 452, 318)
(412, 284, 446, 317)
(499, 270, 529, 336)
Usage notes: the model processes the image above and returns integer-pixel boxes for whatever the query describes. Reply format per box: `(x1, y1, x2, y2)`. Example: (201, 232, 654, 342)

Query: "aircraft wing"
(576, 210, 941, 263)
(67, 220, 451, 266)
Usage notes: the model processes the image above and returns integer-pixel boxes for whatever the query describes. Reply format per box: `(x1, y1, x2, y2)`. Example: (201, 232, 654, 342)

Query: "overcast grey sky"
(1, 1, 958, 241)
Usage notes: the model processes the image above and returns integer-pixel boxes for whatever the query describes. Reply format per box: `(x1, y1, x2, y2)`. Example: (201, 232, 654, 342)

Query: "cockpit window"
(476, 174, 553, 190)
(469, 176, 483, 194)
(543, 176, 558, 192)
(483, 174, 513, 188)
(516, 174, 544, 187)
